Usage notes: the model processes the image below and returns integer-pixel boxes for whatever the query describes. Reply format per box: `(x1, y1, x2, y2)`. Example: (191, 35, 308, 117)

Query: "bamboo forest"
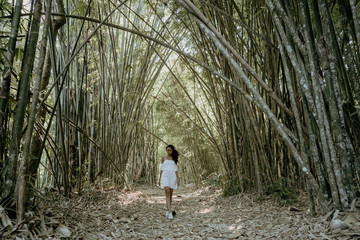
(0, 0, 360, 239)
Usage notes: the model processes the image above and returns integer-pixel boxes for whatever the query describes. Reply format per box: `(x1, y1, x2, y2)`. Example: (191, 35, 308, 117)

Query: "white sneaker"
(165, 211, 169, 217)
(168, 212, 173, 219)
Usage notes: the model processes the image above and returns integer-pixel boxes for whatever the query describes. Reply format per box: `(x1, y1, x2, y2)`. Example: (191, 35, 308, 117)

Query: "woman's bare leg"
(164, 187, 171, 212)
(169, 188, 173, 206)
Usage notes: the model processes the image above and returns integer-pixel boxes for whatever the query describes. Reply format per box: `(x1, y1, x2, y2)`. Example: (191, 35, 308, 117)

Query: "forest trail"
(34, 184, 358, 240)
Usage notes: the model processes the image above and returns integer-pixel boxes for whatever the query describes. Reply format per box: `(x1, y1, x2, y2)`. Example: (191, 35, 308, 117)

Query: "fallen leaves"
(55, 224, 71, 237)
(228, 231, 242, 239)
(0, 206, 12, 228)
(1, 184, 360, 239)
(344, 213, 360, 231)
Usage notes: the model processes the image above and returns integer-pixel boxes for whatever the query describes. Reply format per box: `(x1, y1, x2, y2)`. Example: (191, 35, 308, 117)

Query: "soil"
(1, 184, 360, 239)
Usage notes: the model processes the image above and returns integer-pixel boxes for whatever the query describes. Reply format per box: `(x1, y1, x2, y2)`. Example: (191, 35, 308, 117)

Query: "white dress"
(160, 156, 178, 189)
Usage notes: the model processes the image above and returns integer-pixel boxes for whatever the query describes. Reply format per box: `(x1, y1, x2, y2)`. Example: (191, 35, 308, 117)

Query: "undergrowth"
(204, 173, 299, 206)
(205, 173, 242, 197)
(263, 177, 299, 206)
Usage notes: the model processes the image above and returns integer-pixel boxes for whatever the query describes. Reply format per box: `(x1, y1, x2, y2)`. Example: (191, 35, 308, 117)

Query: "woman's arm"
(158, 156, 165, 186)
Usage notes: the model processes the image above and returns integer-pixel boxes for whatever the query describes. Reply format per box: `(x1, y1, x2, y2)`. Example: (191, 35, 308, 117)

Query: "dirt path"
(34, 184, 357, 239)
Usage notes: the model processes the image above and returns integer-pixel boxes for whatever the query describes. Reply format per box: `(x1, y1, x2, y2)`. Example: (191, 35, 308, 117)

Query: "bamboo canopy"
(0, 0, 359, 222)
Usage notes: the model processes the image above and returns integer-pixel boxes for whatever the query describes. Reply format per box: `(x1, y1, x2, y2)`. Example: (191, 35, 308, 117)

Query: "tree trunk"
(15, 0, 52, 221)
(27, 0, 66, 189)
(1, 0, 42, 205)
(0, 0, 23, 164)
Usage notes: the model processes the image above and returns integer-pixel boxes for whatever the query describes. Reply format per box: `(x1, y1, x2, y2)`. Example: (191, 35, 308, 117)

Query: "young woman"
(158, 145, 180, 219)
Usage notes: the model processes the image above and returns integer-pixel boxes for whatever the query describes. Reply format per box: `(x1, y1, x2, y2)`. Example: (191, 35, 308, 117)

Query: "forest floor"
(2, 183, 360, 239)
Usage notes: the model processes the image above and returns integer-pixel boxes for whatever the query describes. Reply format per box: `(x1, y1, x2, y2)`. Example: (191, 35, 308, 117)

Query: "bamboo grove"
(0, 0, 359, 221)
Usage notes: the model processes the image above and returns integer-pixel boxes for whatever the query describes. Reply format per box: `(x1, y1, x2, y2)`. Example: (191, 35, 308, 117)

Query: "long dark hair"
(166, 145, 179, 164)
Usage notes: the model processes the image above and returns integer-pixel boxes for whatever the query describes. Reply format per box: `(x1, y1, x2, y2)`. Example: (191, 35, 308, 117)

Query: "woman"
(158, 145, 180, 219)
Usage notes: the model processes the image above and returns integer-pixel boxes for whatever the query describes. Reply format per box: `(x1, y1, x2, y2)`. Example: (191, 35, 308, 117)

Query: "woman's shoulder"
(161, 156, 165, 163)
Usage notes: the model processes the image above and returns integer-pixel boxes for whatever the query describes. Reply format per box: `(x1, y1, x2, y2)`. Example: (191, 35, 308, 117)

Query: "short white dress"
(160, 156, 178, 189)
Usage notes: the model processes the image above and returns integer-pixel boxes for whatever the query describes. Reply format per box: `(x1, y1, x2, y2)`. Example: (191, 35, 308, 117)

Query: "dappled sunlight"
(227, 218, 244, 232)
(115, 190, 143, 205)
(198, 206, 215, 214)
(228, 223, 244, 231)
(144, 196, 164, 204)
(235, 217, 243, 223)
